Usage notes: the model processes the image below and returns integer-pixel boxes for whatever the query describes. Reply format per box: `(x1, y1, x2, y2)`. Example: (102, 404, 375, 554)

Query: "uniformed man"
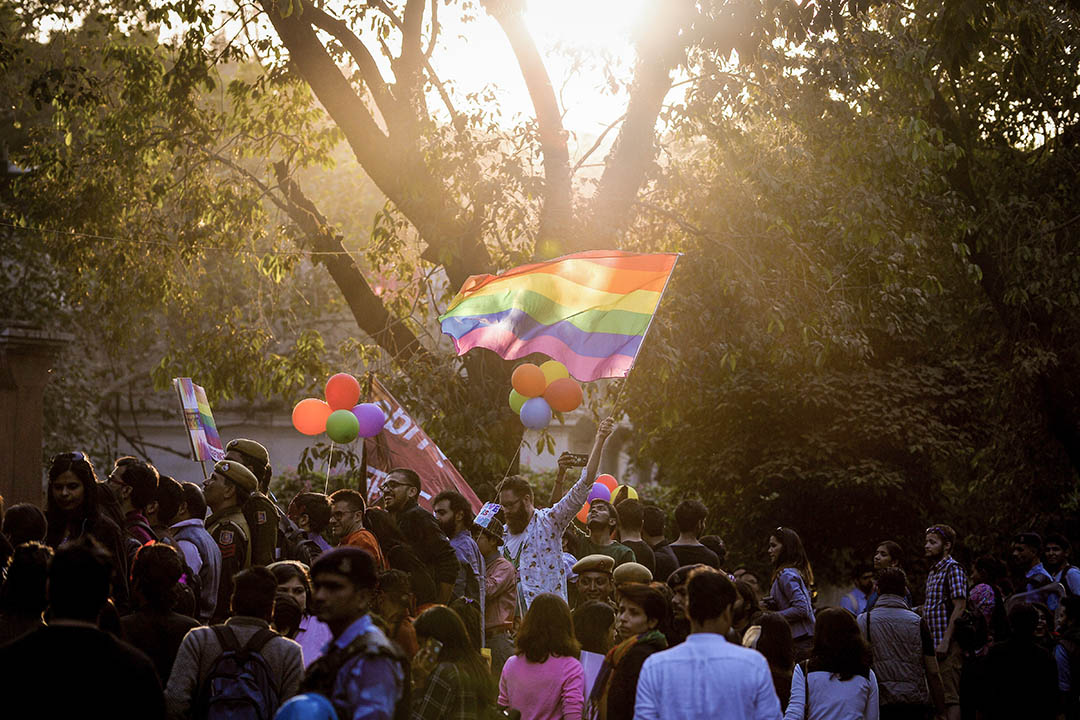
(224, 438, 280, 566)
(613, 561, 653, 587)
(573, 554, 616, 609)
(204, 459, 257, 623)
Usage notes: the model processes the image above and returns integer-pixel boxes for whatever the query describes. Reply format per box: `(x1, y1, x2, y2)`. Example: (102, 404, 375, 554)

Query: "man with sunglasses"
(224, 438, 281, 566)
(379, 468, 459, 604)
(108, 457, 161, 565)
(205, 460, 259, 623)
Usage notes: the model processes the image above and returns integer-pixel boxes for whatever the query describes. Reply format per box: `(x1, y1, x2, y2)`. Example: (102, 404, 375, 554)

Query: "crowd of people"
(0, 417, 1077, 720)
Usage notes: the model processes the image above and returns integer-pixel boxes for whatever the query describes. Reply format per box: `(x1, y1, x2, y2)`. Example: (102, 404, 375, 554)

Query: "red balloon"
(544, 377, 583, 413)
(292, 398, 332, 435)
(325, 373, 361, 410)
(576, 501, 590, 524)
(595, 474, 618, 491)
(511, 364, 547, 398)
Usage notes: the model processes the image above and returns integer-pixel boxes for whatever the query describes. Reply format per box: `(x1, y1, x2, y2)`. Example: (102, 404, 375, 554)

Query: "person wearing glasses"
(379, 468, 459, 604)
(224, 438, 281, 566)
(763, 526, 816, 662)
(107, 456, 161, 565)
(204, 460, 259, 623)
(44, 452, 130, 609)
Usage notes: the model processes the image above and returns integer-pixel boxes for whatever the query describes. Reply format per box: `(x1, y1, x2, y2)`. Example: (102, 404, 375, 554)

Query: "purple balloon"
(351, 403, 387, 437)
(586, 483, 611, 504)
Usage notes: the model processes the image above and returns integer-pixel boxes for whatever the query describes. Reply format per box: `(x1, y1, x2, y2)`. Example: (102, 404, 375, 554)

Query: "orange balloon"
(325, 373, 361, 410)
(544, 377, 583, 413)
(292, 398, 332, 435)
(595, 474, 618, 491)
(511, 363, 547, 398)
(576, 501, 590, 524)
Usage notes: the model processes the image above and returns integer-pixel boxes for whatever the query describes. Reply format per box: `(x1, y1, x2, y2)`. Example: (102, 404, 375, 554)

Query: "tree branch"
(483, 0, 572, 250)
(589, 0, 696, 246)
(272, 161, 437, 367)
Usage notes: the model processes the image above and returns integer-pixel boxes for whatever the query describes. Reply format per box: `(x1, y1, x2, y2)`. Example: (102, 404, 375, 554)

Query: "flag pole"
(612, 253, 681, 416)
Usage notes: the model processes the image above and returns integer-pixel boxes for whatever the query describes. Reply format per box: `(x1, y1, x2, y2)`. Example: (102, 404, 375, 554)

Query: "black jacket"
(394, 502, 460, 588)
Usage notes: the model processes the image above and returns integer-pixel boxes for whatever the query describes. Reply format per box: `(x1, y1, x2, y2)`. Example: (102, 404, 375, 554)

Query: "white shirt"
(634, 632, 782, 720)
(784, 665, 879, 720)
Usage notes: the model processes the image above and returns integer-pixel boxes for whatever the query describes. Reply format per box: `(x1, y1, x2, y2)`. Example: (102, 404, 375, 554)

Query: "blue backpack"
(197, 626, 279, 720)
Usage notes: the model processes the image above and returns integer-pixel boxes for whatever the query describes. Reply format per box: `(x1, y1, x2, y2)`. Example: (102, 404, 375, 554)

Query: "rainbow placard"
(173, 378, 226, 462)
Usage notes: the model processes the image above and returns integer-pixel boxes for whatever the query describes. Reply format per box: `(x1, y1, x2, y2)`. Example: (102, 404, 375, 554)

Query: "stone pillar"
(0, 323, 71, 508)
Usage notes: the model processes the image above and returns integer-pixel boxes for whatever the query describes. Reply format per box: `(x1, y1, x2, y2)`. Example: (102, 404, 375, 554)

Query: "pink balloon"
(595, 474, 618, 491)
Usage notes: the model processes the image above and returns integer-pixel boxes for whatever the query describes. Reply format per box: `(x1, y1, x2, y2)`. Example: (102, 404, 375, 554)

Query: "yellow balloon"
(612, 484, 638, 502)
(540, 360, 570, 386)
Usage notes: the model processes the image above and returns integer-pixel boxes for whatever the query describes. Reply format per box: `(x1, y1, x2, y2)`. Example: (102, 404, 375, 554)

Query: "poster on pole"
(363, 377, 480, 512)
(173, 378, 226, 463)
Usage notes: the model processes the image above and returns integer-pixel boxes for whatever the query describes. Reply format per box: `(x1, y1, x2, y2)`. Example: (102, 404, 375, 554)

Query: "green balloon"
(509, 389, 526, 414)
(325, 409, 359, 443)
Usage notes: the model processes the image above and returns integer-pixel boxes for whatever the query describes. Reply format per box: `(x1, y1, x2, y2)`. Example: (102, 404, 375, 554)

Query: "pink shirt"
(498, 654, 584, 720)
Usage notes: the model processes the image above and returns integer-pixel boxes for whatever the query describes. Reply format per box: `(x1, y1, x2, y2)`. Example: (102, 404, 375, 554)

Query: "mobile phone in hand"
(561, 452, 589, 467)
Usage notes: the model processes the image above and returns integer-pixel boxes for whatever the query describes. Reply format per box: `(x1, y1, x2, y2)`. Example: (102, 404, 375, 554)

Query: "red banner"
(364, 378, 480, 512)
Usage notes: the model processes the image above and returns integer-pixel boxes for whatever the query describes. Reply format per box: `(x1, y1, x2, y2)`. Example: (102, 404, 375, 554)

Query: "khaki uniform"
(207, 505, 250, 623)
(243, 492, 280, 566)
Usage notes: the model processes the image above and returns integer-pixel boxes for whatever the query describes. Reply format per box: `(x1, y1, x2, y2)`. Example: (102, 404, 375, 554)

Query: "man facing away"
(634, 569, 781, 720)
(922, 523, 968, 720)
(170, 481, 222, 624)
(642, 505, 680, 583)
(328, 488, 386, 568)
(165, 567, 303, 720)
(616, 499, 656, 575)
(667, 500, 719, 570)
(498, 417, 615, 611)
(301, 547, 406, 720)
(857, 567, 946, 720)
(379, 468, 459, 603)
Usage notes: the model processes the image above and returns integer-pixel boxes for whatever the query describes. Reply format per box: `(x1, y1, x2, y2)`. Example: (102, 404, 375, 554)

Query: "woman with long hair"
(764, 526, 816, 661)
(587, 583, 669, 720)
(411, 605, 494, 720)
(499, 593, 585, 720)
(785, 608, 879, 720)
(755, 612, 796, 712)
(267, 560, 333, 667)
(44, 452, 129, 608)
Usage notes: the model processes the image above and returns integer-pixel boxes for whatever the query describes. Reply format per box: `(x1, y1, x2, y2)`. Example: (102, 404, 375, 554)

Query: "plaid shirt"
(923, 554, 967, 646)
(412, 662, 481, 720)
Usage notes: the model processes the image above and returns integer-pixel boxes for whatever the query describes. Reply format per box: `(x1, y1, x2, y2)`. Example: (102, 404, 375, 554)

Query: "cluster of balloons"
(509, 360, 584, 429)
(291, 373, 387, 444)
(576, 473, 639, 523)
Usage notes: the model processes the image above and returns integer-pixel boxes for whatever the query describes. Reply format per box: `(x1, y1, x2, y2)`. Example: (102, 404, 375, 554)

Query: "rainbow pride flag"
(439, 250, 679, 381)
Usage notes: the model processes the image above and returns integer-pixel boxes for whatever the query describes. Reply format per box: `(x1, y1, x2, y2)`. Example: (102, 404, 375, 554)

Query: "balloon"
(274, 693, 338, 720)
(612, 484, 638, 502)
(595, 474, 618, 491)
(511, 363, 547, 398)
(540, 360, 570, 385)
(508, 389, 527, 414)
(544, 377, 583, 413)
(292, 398, 332, 436)
(352, 403, 386, 437)
(519, 397, 552, 429)
(576, 501, 590, 524)
(587, 483, 611, 504)
(326, 409, 360, 443)
(325, 373, 361, 410)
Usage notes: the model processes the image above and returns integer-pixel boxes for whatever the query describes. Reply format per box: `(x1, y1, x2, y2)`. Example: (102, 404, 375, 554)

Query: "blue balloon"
(519, 397, 552, 429)
(274, 693, 338, 720)
(587, 483, 611, 504)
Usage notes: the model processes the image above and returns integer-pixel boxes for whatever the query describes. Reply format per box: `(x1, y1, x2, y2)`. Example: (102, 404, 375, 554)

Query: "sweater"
(499, 654, 585, 720)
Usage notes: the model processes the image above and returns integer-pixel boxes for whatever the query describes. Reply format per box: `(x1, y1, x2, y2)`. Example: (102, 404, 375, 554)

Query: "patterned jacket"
(503, 468, 592, 610)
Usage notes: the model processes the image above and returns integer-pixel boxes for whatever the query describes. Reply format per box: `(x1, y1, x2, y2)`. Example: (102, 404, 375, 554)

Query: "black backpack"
(953, 606, 989, 652)
(196, 626, 279, 720)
